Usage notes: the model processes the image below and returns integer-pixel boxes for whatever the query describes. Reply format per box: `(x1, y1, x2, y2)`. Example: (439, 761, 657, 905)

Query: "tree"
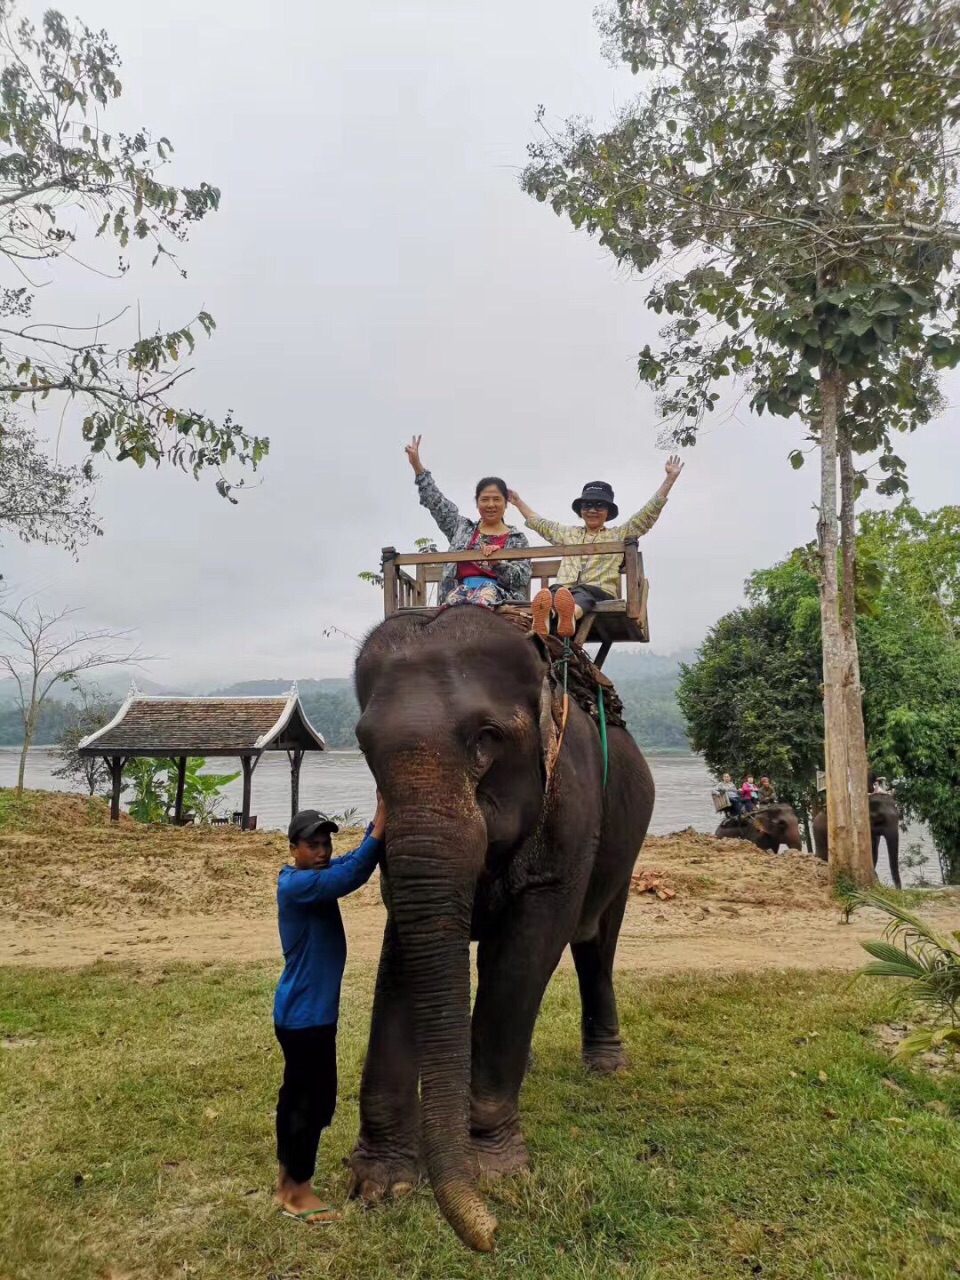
(50, 680, 116, 794)
(680, 505, 960, 881)
(523, 0, 960, 886)
(676, 581, 824, 838)
(0, 415, 100, 554)
(0, 598, 140, 793)
(0, 2, 267, 493)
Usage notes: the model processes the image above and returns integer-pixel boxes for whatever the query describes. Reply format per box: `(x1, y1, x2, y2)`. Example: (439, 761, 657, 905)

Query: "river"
(0, 747, 939, 885)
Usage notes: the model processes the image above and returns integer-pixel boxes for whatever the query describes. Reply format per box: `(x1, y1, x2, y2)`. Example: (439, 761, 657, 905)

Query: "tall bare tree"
(0, 598, 140, 793)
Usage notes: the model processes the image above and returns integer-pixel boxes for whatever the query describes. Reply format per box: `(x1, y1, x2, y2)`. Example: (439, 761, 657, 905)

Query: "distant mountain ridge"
(0, 654, 692, 753)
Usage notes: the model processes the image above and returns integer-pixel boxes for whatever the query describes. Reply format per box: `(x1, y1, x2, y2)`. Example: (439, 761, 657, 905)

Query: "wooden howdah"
(380, 540, 650, 668)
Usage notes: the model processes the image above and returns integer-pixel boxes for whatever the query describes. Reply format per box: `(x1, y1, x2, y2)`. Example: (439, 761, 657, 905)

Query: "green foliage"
(856, 889, 960, 1058)
(0, 415, 101, 553)
(0, 1, 267, 490)
(679, 503, 960, 879)
(523, 0, 960, 492)
(359, 537, 438, 590)
(121, 757, 166, 823)
(676, 584, 823, 811)
(121, 756, 240, 824)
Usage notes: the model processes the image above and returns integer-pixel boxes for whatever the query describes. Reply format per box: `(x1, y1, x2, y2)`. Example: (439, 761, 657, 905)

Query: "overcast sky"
(3, 0, 959, 688)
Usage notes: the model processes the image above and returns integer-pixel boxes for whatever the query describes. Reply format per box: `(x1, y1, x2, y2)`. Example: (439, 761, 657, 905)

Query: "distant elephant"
(347, 607, 655, 1252)
(714, 803, 803, 853)
(812, 793, 901, 888)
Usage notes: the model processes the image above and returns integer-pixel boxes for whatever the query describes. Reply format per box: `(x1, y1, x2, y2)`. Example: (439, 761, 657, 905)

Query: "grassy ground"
(3, 963, 960, 1280)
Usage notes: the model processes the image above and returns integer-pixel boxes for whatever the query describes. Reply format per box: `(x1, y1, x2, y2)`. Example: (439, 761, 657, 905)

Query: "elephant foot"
(345, 1146, 422, 1204)
(470, 1096, 530, 1178)
(472, 1128, 530, 1178)
(582, 1038, 628, 1074)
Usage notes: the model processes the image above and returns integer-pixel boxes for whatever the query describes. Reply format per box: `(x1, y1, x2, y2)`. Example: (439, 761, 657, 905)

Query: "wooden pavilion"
(78, 686, 326, 828)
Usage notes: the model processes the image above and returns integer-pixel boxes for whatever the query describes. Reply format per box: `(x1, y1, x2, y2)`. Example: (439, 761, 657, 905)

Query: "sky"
(2, 0, 958, 688)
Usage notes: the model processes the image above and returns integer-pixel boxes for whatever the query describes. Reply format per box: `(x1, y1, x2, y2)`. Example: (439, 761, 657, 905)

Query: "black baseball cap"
(288, 809, 339, 844)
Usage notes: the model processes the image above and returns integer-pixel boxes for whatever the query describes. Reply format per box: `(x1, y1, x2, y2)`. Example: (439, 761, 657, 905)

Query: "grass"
(3, 964, 960, 1279)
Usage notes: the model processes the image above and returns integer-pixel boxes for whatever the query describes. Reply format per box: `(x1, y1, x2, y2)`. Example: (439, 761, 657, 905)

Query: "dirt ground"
(3, 792, 960, 973)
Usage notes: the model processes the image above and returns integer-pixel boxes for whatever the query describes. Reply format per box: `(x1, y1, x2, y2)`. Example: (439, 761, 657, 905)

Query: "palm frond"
(892, 1028, 937, 1059)
(860, 940, 928, 974)
(853, 890, 960, 955)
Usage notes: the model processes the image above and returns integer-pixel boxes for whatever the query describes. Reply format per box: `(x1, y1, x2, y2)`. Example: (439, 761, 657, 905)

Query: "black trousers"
(275, 1023, 338, 1184)
(550, 582, 615, 614)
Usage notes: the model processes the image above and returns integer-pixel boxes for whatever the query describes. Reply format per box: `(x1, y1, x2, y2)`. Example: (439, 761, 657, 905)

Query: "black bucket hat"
(288, 809, 339, 844)
(572, 481, 618, 521)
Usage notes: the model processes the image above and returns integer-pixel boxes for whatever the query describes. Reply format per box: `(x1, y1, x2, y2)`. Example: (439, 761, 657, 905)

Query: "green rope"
(597, 681, 609, 788)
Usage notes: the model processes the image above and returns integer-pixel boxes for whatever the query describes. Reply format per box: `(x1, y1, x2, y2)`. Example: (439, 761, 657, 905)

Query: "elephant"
(346, 606, 655, 1252)
(812, 793, 901, 888)
(714, 803, 803, 853)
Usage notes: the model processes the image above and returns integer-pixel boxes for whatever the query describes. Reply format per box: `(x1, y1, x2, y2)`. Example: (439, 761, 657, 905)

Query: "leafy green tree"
(0, 415, 100, 554)
(523, 0, 960, 885)
(0, 2, 267, 492)
(681, 505, 960, 880)
(677, 573, 823, 838)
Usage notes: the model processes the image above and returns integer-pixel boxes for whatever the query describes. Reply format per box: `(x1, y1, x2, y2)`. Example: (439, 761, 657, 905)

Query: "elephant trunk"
(387, 802, 496, 1253)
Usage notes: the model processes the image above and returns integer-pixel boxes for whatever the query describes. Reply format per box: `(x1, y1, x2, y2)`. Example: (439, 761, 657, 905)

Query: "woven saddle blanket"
(495, 605, 627, 733)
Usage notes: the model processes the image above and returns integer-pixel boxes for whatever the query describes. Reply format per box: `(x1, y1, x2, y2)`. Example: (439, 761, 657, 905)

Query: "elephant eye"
(472, 724, 504, 763)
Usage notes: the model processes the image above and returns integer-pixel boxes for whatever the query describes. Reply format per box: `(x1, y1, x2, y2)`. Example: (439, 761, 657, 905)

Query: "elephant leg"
(347, 920, 421, 1201)
(572, 881, 630, 1074)
(469, 892, 575, 1178)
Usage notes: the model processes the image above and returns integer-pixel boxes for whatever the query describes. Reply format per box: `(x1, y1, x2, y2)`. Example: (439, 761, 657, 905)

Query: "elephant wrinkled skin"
(714, 803, 803, 853)
(347, 606, 654, 1251)
(812, 793, 901, 888)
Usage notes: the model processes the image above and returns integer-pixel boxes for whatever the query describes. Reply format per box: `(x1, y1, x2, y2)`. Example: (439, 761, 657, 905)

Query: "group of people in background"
(714, 773, 778, 817)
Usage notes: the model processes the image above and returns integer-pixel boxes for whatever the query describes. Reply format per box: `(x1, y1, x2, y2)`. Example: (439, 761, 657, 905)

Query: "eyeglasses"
(580, 502, 608, 511)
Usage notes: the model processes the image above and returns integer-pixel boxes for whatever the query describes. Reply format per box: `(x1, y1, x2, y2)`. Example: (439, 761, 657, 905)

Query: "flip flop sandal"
(554, 586, 577, 639)
(280, 1205, 341, 1224)
(530, 587, 553, 639)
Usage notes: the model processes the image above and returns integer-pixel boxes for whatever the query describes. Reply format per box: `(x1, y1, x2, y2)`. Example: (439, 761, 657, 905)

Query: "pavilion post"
(106, 756, 123, 822)
(240, 755, 259, 831)
(288, 748, 304, 822)
(173, 756, 187, 824)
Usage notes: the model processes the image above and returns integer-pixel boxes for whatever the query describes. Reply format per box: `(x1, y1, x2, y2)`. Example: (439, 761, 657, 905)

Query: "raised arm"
(282, 799, 387, 905)
(508, 489, 576, 547)
(407, 435, 467, 543)
(620, 456, 684, 538)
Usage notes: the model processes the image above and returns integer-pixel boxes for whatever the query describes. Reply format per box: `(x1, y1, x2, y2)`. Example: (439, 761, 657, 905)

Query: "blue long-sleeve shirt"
(273, 829, 383, 1029)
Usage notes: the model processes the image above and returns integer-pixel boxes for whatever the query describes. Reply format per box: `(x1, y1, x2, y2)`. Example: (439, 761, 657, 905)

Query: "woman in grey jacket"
(405, 435, 531, 607)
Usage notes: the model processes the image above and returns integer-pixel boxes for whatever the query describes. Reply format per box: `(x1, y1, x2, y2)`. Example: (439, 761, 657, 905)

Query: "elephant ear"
(538, 676, 561, 793)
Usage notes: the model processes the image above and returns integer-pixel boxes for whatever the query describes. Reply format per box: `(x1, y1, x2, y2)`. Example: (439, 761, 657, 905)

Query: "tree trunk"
(838, 425, 874, 883)
(818, 372, 873, 888)
(16, 687, 38, 796)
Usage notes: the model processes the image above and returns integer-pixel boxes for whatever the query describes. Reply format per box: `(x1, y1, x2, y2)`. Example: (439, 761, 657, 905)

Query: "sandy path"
(4, 799, 959, 976)
(6, 890, 960, 975)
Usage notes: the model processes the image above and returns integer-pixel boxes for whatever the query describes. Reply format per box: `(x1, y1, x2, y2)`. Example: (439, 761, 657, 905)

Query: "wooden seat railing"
(380, 540, 649, 665)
